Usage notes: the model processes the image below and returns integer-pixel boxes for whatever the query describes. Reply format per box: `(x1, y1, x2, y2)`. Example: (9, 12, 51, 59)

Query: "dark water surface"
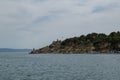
(0, 52, 120, 80)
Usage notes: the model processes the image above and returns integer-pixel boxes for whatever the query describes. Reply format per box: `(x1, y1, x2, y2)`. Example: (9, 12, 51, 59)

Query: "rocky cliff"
(30, 31, 120, 54)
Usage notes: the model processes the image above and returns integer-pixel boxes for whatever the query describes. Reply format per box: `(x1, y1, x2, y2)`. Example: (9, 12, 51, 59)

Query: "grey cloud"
(0, 0, 120, 48)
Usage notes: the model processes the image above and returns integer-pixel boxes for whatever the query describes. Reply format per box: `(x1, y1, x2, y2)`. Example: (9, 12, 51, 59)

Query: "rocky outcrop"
(30, 31, 120, 54)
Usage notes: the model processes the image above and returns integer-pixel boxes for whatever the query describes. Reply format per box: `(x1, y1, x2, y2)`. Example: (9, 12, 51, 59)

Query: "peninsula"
(30, 31, 120, 54)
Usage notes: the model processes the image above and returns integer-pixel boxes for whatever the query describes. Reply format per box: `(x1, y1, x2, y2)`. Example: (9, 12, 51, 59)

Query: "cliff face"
(30, 31, 120, 54)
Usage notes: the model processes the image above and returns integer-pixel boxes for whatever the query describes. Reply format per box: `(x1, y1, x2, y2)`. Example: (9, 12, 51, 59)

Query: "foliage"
(61, 31, 120, 51)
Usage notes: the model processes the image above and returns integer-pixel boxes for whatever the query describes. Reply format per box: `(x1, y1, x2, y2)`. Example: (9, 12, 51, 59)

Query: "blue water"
(0, 52, 120, 80)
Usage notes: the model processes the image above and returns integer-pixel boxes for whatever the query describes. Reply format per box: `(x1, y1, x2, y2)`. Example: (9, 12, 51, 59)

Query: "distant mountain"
(30, 31, 120, 54)
(0, 48, 32, 52)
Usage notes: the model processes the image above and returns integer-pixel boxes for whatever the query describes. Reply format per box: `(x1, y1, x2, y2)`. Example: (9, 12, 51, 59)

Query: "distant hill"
(30, 31, 120, 54)
(0, 48, 32, 52)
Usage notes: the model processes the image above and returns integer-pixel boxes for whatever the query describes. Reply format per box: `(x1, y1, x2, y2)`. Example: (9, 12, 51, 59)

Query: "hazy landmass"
(30, 31, 120, 54)
(0, 48, 31, 52)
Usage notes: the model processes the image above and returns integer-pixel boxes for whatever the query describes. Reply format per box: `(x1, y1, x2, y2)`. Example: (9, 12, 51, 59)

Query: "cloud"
(0, 0, 120, 48)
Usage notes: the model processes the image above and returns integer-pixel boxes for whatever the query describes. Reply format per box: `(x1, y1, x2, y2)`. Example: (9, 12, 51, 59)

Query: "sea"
(0, 52, 120, 80)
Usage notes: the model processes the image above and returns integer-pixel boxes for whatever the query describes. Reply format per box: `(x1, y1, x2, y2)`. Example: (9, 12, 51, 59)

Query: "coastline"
(30, 31, 120, 54)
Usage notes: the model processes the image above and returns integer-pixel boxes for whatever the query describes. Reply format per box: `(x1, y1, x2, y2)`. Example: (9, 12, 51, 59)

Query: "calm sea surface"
(0, 52, 120, 80)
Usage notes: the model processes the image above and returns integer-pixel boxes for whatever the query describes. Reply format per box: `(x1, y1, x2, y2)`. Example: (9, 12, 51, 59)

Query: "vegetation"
(30, 31, 120, 54)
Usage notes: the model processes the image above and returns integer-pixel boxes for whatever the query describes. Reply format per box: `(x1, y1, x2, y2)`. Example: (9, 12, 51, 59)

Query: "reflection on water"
(0, 52, 120, 80)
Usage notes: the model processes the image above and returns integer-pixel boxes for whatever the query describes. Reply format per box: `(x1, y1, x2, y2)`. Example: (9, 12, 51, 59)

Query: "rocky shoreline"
(30, 31, 120, 54)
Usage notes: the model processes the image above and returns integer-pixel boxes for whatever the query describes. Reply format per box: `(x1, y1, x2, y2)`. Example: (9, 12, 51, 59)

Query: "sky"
(0, 0, 120, 49)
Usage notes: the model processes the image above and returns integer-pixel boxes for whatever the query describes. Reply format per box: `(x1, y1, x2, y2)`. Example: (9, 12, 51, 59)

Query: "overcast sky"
(0, 0, 120, 49)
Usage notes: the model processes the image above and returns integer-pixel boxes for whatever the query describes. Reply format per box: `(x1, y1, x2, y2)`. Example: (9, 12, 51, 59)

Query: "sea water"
(0, 52, 120, 80)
